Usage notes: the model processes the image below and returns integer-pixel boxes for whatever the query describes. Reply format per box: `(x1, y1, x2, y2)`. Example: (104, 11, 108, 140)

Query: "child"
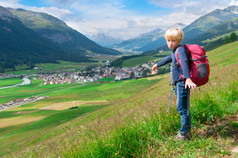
(152, 28, 197, 140)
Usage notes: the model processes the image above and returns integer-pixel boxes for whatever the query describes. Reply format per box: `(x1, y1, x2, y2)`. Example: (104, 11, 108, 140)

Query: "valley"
(0, 4, 237, 158)
(0, 41, 237, 157)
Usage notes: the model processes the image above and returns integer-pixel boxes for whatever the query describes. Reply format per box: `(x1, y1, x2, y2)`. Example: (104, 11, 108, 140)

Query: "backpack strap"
(174, 45, 185, 60)
(167, 84, 175, 114)
(189, 55, 207, 61)
(169, 64, 173, 85)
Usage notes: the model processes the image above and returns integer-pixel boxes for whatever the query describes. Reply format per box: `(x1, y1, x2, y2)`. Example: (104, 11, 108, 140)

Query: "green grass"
(121, 51, 170, 67)
(6, 105, 107, 136)
(1, 42, 238, 157)
(60, 42, 238, 158)
(0, 78, 23, 87)
(0, 76, 160, 157)
(6, 55, 119, 75)
(63, 80, 238, 158)
(121, 55, 155, 67)
(98, 77, 114, 82)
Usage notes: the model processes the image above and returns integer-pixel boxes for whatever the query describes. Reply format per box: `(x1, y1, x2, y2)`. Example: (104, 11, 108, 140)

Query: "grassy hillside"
(1, 42, 238, 157)
(111, 51, 170, 68)
(60, 41, 238, 157)
(0, 76, 161, 157)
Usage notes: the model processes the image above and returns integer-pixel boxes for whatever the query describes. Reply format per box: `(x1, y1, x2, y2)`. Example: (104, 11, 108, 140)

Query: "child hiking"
(152, 28, 197, 140)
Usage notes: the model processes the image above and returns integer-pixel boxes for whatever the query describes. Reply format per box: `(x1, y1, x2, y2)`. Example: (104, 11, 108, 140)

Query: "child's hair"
(164, 27, 183, 43)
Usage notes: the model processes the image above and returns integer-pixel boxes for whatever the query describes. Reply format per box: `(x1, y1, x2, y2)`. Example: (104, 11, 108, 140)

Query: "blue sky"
(0, 0, 238, 39)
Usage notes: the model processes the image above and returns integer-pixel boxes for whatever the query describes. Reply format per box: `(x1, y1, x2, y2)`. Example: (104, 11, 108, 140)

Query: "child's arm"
(152, 54, 172, 71)
(178, 47, 197, 89)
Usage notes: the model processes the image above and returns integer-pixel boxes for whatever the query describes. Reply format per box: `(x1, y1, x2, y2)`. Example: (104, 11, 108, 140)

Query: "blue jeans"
(175, 81, 191, 135)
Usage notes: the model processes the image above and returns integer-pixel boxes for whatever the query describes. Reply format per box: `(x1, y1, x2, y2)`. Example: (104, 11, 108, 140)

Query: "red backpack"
(167, 44, 210, 114)
(175, 44, 210, 86)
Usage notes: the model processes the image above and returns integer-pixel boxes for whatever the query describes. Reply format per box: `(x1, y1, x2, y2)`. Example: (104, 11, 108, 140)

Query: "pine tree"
(229, 32, 237, 42)
(224, 36, 230, 44)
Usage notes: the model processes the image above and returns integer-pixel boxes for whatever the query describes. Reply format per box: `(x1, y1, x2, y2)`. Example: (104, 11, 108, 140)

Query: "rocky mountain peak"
(0, 6, 16, 21)
(224, 5, 238, 14)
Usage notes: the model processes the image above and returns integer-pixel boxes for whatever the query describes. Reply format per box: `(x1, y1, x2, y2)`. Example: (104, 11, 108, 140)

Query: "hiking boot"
(174, 131, 192, 141)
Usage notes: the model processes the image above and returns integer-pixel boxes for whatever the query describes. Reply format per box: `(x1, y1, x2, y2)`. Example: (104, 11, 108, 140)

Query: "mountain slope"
(9, 8, 121, 55)
(88, 33, 123, 47)
(195, 17, 238, 42)
(0, 6, 89, 71)
(183, 5, 238, 39)
(113, 23, 186, 52)
(143, 6, 238, 55)
(120, 5, 238, 54)
(4, 41, 238, 157)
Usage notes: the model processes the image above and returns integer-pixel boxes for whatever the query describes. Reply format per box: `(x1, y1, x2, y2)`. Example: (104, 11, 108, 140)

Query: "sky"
(0, 0, 238, 39)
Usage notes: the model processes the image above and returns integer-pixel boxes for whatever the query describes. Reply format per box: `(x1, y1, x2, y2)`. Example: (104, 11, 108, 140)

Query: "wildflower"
(114, 152, 118, 156)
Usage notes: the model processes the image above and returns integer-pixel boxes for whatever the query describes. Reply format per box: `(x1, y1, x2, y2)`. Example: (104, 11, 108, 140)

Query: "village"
(38, 61, 155, 85)
(0, 61, 156, 111)
(0, 96, 48, 111)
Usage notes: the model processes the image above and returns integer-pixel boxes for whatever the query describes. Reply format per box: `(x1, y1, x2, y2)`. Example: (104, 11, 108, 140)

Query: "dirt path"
(41, 100, 109, 110)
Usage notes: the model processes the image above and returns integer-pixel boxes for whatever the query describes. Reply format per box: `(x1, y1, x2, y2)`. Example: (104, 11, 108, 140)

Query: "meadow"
(0, 75, 160, 157)
(60, 41, 238, 158)
(0, 78, 23, 88)
(0, 41, 238, 157)
(6, 53, 119, 75)
(125, 51, 170, 67)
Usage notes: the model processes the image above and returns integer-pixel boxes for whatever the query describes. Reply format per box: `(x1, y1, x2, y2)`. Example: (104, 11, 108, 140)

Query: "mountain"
(143, 6, 238, 55)
(112, 23, 186, 53)
(194, 17, 238, 43)
(183, 16, 238, 51)
(116, 6, 238, 54)
(9, 8, 121, 56)
(88, 33, 123, 47)
(0, 6, 90, 72)
(183, 5, 238, 40)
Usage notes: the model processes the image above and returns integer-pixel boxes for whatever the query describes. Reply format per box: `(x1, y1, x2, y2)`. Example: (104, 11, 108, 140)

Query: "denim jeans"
(175, 81, 191, 135)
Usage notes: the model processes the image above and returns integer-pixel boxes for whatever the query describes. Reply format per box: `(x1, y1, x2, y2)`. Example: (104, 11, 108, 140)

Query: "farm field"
(6, 54, 120, 76)
(0, 78, 23, 88)
(0, 75, 161, 157)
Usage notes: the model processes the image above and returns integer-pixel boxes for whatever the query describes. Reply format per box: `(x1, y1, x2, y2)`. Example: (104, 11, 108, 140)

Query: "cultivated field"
(0, 75, 161, 157)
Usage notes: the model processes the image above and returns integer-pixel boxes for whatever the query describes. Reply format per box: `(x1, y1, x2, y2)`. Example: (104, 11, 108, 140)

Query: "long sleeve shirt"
(156, 45, 190, 84)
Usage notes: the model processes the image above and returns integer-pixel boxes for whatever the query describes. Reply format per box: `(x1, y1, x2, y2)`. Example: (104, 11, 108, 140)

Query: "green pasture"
(0, 78, 23, 88)
(0, 76, 161, 156)
(6, 54, 120, 75)
(5, 60, 94, 75)
(121, 51, 170, 67)
(20, 41, 238, 158)
(1, 41, 238, 157)
(98, 77, 114, 82)
(90, 55, 120, 62)
(60, 41, 238, 158)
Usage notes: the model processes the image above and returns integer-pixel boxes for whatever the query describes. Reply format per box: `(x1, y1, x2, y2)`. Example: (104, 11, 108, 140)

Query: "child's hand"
(185, 78, 197, 89)
(152, 64, 158, 71)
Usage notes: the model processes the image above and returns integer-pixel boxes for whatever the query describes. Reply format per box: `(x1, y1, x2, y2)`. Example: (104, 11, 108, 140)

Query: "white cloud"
(45, 0, 234, 39)
(0, 0, 236, 39)
(149, 0, 229, 15)
(0, 0, 23, 8)
(30, 7, 73, 20)
(230, 0, 238, 5)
